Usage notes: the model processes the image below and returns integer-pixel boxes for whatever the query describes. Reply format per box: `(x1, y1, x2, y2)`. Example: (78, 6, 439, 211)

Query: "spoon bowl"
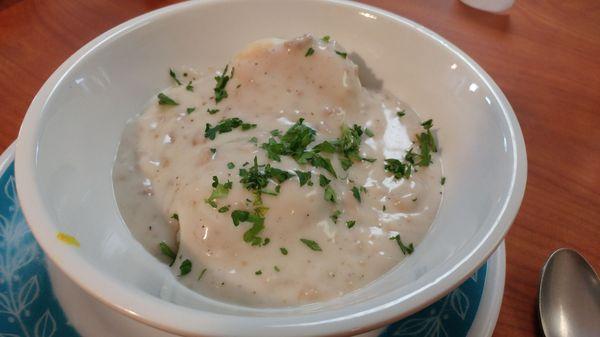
(539, 248, 600, 337)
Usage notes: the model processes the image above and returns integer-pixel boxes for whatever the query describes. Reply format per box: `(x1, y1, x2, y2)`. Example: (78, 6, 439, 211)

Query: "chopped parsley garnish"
(218, 205, 230, 213)
(270, 129, 281, 137)
(171, 213, 179, 221)
(159, 242, 176, 266)
(198, 268, 207, 280)
(346, 220, 356, 228)
(186, 81, 193, 92)
(186, 107, 196, 114)
(227, 162, 235, 169)
(305, 47, 315, 57)
(214, 64, 233, 103)
(321, 35, 331, 43)
(324, 185, 336, 203)
(397, 109, 406, 117)
(384, 159, 411, 179)
(319, 174, 331, 187)
(274, 266, 280, 272)
(330, 210, 341, 223)
(207, 108, 219, 115)
(210, 148, 216, 154)
(230, 209, 268, 246)
(268, 167, 293, 183)
(441, 176, 446, 185)
(364, 128, 374, 137)
(300, 238, 322, 251)
(242, 214, 266, 246)
(390, 234, 414, 255)
(157, 93, 178, 105)
(313, 141, 336, 153)
(383, 119, 436, 176)
(255, 270, 262, 275)
(242, 123, 257, 130)
(382, 205, 387, 211)
(179, 259, 192, 276)
(262, 118, 315, 160)
(294, 170, 311, 187)
(351, 186, 362, 202)
(261, 119, 337, 177)
(280, 247, 288, 255)
(231, 210, 250, 226)
(205, 176, 232, 208)
(204, 117, 256, 140)
(169, 68, 182, 85)
(239, 157, 270, 192)
(335, 50, 348, 59)
(336, 124, 364, 169)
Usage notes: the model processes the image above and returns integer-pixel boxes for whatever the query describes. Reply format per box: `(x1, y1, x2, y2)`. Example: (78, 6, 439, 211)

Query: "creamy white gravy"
(113, 35, 442, 307)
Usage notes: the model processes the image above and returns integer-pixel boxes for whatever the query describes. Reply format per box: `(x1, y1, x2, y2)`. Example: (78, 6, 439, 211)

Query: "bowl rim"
(15, 0, 527, 336)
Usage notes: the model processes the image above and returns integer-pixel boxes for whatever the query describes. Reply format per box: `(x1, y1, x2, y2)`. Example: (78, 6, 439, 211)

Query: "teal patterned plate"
(0, 144, 501, 337)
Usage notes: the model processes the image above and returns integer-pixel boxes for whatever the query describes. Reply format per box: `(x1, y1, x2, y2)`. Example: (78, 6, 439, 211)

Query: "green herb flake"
(255, 270, 262, 275)
(364, 128, 374, 137)
(157, 93, 178, 106)
(207, 108, 219, 115)
(197, 268, 207, 280)
(305, 47, 315, 57)
(186, 107, 196, 114)
(159, 241, 176, 265)
(218, 205, 230, 213)
(205, 117, 256, 140)
(351, 186, 362, 203)
(397, 110, 406, 117)
(171, 213, 179, 221)
(324, 185, 336, 203)
(319, 174, 331, 187)
(300, 238, 322, 251)
(186, 81, 194, 92)
(169, 68, 182, 85)
(205, 176, 233, 208)
(179, 259, 192, 276)
(335, 50, 347, 59)
(294, 170, 311, 187)
(274, 266, 280, 272)
(241, 123, 257, 130)
(346, 220, 356, 229)
(280, 247, 288, 255)
(210, 148, 216, 154)
(441, 176, 446, 185)
(330, 210, 342, 223)
(227, 162, 235, 169)
(390, 235, 415, 255)
(231, 210, 250, 226)
(214, 65, 233, 103)
(384, 159, 411, 180)
(321, 35, 331, 43)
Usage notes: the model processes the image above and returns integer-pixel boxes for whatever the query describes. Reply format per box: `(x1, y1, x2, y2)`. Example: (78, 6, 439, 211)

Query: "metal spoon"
(538, 248, 600, 337)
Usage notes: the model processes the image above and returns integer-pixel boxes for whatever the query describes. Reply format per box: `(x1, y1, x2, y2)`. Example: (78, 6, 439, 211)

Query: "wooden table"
(1, 1, 598, 336)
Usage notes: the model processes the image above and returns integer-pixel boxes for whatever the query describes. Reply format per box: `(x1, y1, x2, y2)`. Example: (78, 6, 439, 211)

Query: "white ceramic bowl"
(15, 0, 526, 336)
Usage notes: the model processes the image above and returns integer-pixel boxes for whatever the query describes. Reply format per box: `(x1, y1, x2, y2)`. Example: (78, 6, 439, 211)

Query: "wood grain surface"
(0, 1, 598, 336)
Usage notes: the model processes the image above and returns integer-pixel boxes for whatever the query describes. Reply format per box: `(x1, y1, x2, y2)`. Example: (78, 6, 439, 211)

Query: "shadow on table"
(453, 1, 512, 32)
